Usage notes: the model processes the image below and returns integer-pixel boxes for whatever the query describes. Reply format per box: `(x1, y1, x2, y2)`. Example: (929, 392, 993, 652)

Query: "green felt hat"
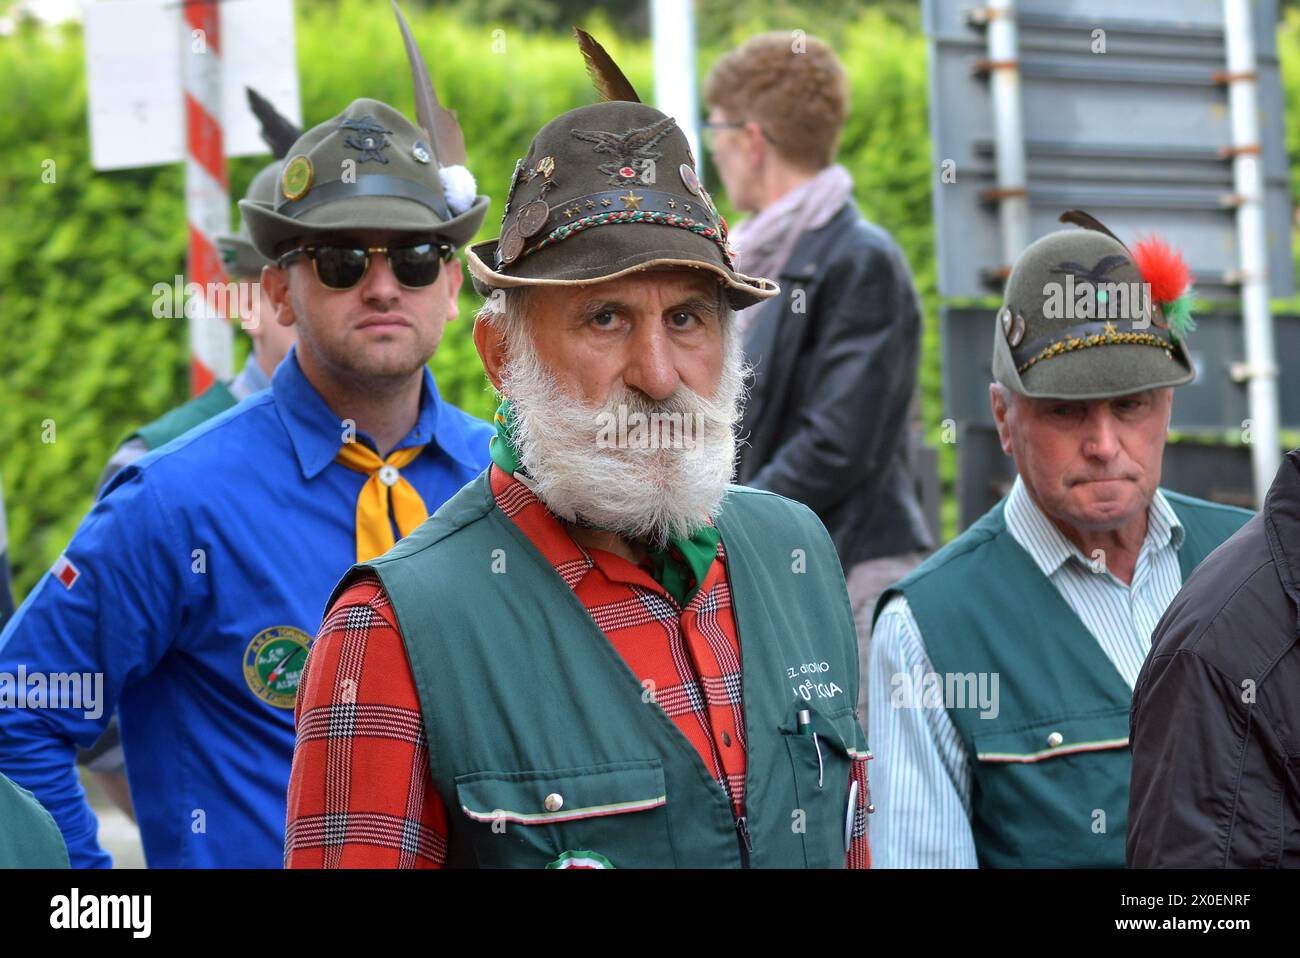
(239, 4, 491, 259)
(216, 160, 281, 278)
(466, 33, 778, 311)
(239, 97, 488, 259)
(991, 219, 1196, 400)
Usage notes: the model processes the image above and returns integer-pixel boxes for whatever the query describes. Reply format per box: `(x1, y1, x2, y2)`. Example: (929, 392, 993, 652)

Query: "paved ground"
(80, 768, 146, 868)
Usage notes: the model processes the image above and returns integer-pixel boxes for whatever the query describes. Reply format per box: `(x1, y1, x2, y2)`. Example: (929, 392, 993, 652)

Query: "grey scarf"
(729, 164, 855, 336)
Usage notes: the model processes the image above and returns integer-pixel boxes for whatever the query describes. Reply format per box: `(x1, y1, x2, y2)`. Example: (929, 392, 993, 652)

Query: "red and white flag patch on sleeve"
(51, 554, 80, 590)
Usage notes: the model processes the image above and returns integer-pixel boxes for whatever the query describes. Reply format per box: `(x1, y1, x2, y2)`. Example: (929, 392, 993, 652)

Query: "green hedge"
(4, 1, 1298, 602)
(0, 2, 936, 601)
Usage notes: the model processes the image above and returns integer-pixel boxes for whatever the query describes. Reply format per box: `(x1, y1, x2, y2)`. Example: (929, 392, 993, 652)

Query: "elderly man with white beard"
(284, 36, 873, 869)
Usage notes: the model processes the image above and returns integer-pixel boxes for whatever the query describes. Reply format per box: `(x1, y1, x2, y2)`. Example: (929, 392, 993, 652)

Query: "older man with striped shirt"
(867, 222, 1250, 868)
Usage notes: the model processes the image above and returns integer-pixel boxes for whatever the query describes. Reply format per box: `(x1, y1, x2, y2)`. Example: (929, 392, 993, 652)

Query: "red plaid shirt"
(286, 465, 871, 868)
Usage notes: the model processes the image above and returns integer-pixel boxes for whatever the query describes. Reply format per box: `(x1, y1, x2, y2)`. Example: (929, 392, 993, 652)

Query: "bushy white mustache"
(500, 330, 747, 549)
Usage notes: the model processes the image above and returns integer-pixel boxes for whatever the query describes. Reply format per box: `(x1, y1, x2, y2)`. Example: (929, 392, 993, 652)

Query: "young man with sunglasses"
(0, 91, 492, 867)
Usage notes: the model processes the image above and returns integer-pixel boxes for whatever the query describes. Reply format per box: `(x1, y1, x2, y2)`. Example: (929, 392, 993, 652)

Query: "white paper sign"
(85, 0, 301, 171)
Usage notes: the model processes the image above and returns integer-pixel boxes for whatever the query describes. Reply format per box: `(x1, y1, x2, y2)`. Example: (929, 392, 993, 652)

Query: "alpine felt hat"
(240, 97, 489, 260)
(216, 160, 281, 279)
(466, 34, 778, 311)
(992, 219, 1196, 400)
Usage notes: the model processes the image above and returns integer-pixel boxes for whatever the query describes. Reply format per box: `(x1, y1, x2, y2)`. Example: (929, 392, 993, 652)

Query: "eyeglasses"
(700, 120, 744, 151)
(700, 120, 775, 151)
(277, 240, 454, 290)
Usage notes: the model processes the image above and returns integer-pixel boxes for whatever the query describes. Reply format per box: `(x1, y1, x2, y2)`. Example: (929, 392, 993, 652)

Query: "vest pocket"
(971, 710, 1130, 765)
(782, 701, 865, 868)
(454, 759, 671, 868)
(969, 709, 1131, 867)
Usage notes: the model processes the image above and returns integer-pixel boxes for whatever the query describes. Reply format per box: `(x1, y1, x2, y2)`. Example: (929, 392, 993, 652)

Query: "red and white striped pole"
(182, 0, 232, 396)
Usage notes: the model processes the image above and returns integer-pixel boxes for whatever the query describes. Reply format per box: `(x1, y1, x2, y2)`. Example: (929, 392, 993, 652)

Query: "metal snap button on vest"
(1046, 731, 1064, 748)
(378, 465, 400, 487)
(544, 792, 564, 812)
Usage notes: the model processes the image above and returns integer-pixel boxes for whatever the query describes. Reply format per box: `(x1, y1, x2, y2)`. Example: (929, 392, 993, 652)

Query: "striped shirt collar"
(1004, 475, 1185, 579)
(228, 355, 270, 402)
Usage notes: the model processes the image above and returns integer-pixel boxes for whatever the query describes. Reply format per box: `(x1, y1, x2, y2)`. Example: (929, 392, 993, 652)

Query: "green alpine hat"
(992, 215, 1197, 400)
(216, 160, 281, 279)
(242, 7, 488, 261)
(466, 32, 778, 311)
(239, 97, 488, 260)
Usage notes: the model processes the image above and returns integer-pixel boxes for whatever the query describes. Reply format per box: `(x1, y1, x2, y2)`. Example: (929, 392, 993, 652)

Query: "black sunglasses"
(277, 240, 455, 290)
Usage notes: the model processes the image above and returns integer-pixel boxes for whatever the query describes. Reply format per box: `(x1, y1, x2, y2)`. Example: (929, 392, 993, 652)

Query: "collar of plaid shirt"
(489, 398, 720, 607)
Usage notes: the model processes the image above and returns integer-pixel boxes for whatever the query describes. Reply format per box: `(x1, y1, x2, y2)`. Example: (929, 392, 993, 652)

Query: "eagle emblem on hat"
(571, 115, 678, 185)
(1048, 254, 1129, 286)
(341, 116, 393, 163)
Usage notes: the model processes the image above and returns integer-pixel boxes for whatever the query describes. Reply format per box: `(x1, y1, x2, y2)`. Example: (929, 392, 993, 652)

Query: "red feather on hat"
(1132, 236, 1192, 304)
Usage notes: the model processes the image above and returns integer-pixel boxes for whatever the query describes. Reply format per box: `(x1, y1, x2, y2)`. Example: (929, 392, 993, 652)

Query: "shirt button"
(722, 731, 732, 747)
(543, 792, 564, 812)
(378, 464, 400, 487)
(1046, 731, 1064, 748)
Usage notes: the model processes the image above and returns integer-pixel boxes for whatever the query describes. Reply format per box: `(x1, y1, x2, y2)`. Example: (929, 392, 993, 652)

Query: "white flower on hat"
(439, 165, 477, 216)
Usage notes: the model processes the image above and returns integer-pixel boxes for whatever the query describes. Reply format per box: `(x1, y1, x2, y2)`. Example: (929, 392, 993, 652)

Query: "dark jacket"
(1128, 449, 1300, 867)
(736, 201, 932, 569)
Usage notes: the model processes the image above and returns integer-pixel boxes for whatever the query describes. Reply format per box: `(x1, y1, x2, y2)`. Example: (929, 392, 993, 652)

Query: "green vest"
(0, 772, 69, 868)
(335, 471, 866, 868)
(876, 489, 1250, 868)
(130, 380, 237, 451)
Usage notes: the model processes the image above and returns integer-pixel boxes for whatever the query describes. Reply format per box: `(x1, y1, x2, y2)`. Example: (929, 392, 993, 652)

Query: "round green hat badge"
(281, 155, 313, 201)
(243, 626, 312, 708)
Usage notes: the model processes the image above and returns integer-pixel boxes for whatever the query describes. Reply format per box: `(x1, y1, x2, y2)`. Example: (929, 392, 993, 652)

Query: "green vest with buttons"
(875, 489, 1250, 868)
(333, 470, 867, 868)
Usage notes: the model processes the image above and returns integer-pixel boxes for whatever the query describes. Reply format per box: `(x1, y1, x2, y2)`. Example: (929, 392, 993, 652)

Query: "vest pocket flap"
(972, 711, 1130, 764)
(779, 699, 867, 760)
(455, 760, 667, 826)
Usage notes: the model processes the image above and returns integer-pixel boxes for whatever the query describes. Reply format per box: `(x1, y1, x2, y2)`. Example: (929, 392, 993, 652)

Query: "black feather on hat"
(215, 88, 304, 277)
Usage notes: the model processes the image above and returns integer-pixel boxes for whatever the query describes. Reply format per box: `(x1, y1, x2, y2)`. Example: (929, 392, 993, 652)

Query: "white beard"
(500, 326, 748, 549)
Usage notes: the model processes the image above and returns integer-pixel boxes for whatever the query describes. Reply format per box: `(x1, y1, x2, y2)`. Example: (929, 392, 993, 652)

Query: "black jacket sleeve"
(1128, 646, 1289, 868)
(748, 240, 919, 516)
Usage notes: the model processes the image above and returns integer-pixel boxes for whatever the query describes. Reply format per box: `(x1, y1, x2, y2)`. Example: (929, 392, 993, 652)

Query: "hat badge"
(340, 116, 393, 164)
(679, 163, 702, 196)
(281, 155, 313, 201)
(570, 115, 678, 185)
(412, 141, 432, 164)
(999, 304, 1026, 347)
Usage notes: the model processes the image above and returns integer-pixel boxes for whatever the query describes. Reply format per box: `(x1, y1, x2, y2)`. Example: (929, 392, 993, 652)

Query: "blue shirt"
(0, 348, 492, 867)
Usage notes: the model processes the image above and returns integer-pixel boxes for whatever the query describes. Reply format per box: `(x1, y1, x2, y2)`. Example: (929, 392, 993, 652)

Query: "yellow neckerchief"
(334, 442, 429, 562)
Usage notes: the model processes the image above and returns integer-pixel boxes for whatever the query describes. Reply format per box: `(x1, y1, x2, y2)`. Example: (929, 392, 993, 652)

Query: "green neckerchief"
(489, 399, 522, 475)
(490, 398, 720, 607)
